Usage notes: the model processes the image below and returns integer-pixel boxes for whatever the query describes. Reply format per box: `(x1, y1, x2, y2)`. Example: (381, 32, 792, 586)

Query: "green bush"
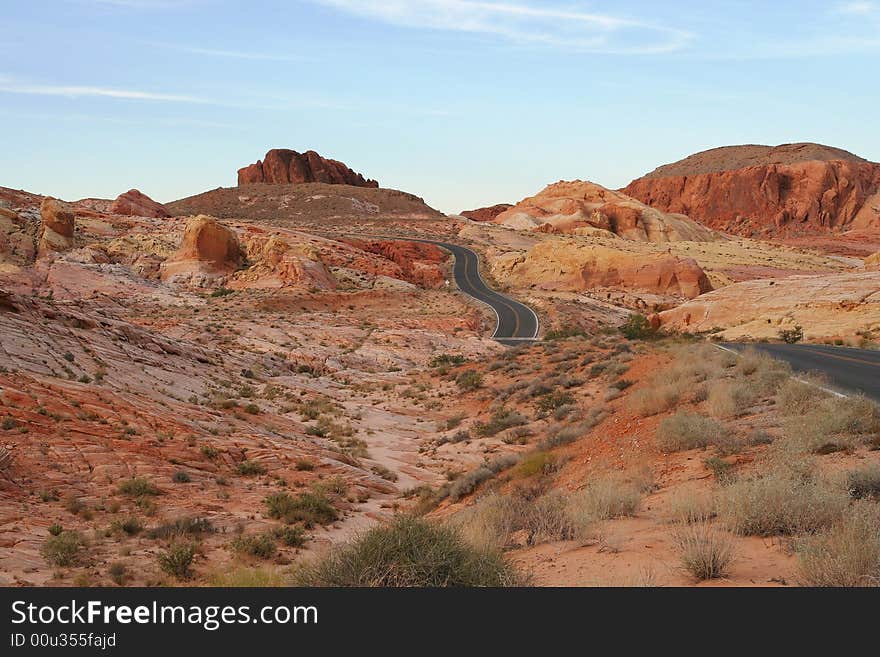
(274, 525, 307, 548)
(157, 541, 197, 580)
(619, 314, 656, 340)
(232, 533, 277, 559)
(117, 477, 159, 497)
(455, 370, 483, 391)
(41, 531, 85, 567)
(264, 491, 337, 528)
(293, 515, 523, 587)
(779, 325, 804, 344)
(236, 460, 267, 476)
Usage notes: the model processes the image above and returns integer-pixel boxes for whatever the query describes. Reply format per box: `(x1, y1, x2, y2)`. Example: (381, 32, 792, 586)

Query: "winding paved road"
(424, 240, 540, 346)
(720, 342, 880, 402)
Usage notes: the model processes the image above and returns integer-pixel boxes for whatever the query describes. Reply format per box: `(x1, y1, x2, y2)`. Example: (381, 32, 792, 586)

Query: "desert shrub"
(449, 467, 494, 502)
(293, 515, 522, 587)
(847, 465, 880, 500)
(48, 523, 63, 536)
(784, 395, 879, 454)
(776, 379, 828, 416)
(157, 541, 197, 580)
(704, 456, 735, 482)
(172, 470, 191, 483)
(264, 491, 337, 527)
(118, 477, 159, 497)
(274, 525, 307, 548)
(667, 488, 716, 525)
(473, 407, 528, 437)
(778, 325, 804, 344)
(706, 380, 756, 418)
(146, 516, 213, 540)
(455, 370, 483, 391)
(41, 531, 85, 567)
(430, 354, 466, 368)
(515, 451, 558, 478)
(567, 473, 642, 524)
(112, 517, 143, 536)
(210, 287, 234, 298)
(371, 464, 399, 482)
(295, 459, 315, 471)
(232, 533, 277, 559)
(108, 562, 128, 586)
(798, 504, 880, 587)
(627, 384, 682, 417)
(673, 524, 735, 580)
(656, 412, 729, 453)
(545, 326, 589, 341)
(535, 391, 575, 414)
(619, 314, 656, 340)
(716, 469, 848, 536)
(244, 403, 260, 415)
(236, 460, 267, 476)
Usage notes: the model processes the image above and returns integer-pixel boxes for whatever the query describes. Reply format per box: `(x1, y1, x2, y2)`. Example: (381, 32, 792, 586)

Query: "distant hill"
(623, 143, 880, 236)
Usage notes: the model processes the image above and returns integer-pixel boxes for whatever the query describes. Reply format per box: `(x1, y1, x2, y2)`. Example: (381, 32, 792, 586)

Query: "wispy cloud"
(0, 78, 208, 103)
(146, 41, 311, 62)
(76, 0, 196, 8)
(312, 0, 692, 54)
(838, 1, 877, 15)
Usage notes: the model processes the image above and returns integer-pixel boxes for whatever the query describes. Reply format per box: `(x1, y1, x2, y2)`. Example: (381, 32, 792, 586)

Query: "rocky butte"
(623, 142, 880, 237)
(237, 148, 379, 188)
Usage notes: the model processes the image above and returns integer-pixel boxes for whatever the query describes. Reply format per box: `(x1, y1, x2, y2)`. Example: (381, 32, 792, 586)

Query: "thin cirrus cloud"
(837, 1, 876, 14)
(0, 78, 207, 103)
(146, 41, 312, 62)
(311, 0, 693, 54)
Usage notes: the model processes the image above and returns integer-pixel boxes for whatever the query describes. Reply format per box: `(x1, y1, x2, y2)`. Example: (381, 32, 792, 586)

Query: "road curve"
(421, 240, 540, 345)
(720, 342, 880, 402)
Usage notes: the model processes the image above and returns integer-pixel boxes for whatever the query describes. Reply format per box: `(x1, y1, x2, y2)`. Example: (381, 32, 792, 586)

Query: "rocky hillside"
(493, 180, 718, 243)
(238, 149, 378, 188)
(167, 183, 443, 225)
(623, 143, 880, 237)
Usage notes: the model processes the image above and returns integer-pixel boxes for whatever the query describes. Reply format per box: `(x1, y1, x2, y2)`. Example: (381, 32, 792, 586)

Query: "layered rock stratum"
(461, 204, 513, 222)
(493, 181, 718, 243)
(623, 143, 880, 236)
(238, 149, 378, 188)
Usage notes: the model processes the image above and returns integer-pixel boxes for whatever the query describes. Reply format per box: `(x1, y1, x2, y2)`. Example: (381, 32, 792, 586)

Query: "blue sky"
(1, 0, 879, 212)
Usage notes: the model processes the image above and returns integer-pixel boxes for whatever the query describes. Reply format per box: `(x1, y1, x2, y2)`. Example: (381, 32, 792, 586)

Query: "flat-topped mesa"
(623, 143, 880, 236)
(237, 149, 379, 188)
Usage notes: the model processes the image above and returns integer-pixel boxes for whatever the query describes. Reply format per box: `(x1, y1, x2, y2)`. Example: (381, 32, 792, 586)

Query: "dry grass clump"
(798, 503, 880, 587)
(673, 523, 735, 580)
(567, 472, 643, 525)
(706, 380, 756, 419)
(776, 379, 829, 416)
(846, 464, 880, 500)
(783, 395, 880, 454)
(667, 487, 716, 525)
(655, 412, 730, 453)
(716, 466, 848, 536)
(628, 384, 683, 417)
(735, 348, 791, 395)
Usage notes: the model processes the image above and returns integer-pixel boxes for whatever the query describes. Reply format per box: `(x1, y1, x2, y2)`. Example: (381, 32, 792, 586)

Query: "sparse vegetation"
(455, 370, 483, 391)
(293, 515, 523, 587)
(157, 541, 197, 580)
(118, 477, 159, 497)
(656, 412, 730, 453)
(41, 530, 85, 567)
(264, 490, 337, 527)
(674, 524, 735, 580)
(798, 504, 880, 587)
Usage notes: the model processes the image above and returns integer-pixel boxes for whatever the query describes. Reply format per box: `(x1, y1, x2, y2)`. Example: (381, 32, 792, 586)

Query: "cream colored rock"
(38, 197, 75, 253)
(865, 251, 880, 270)
(160, 215, 244, 285)
(493, 241, 712, 298)
(236, 235, 337, 290)
(495, 181, 718, 243)
(659, 270, 880, 339)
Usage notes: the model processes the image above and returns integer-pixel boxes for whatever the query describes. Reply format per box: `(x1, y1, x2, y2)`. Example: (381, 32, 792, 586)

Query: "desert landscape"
(1, 139, 879, 588)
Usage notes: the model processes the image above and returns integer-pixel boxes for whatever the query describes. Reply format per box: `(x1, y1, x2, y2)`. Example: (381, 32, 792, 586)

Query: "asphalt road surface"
(422, 240, 539, 346)
(720, 342, 880, 402)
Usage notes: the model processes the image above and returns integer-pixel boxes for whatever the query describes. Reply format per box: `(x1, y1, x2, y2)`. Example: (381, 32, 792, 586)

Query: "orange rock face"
(160, 215, 245, 284)
(38, 197, 75, 252)
(623, 143, 880, 236)
(340, 239, 449, 288)
(495, 241, 712, 299)
(238, 149, 378, 188)
(461, 204, 513, 222)
(109, 189, 172, 218)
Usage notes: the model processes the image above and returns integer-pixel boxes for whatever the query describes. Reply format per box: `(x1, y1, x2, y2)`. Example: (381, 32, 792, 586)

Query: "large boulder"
(494, 181, 718, 243)
(623, 143, 880, 236)
(160, 215, 245, 285)
(494, 241, 712, 299)
(237, 149, 378, 188)
(110, 189, 172, 218)
(38, 197, 75, 252)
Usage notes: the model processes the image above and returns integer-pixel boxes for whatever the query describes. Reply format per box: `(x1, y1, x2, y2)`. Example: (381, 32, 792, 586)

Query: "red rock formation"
(110, 189, 172, 218)
(341, 239, 449, 288)
(461, 204, 513, 222)
(238, 149, 378, 188)
(623, 143, 880, 236)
